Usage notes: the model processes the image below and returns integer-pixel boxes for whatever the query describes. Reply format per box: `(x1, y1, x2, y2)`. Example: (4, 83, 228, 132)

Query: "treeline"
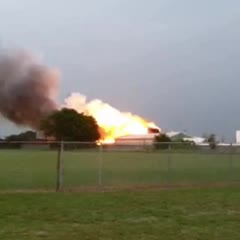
(2, 131, 37, 142)
(0, 131, 37, 149)
(1, 108, 101, 144)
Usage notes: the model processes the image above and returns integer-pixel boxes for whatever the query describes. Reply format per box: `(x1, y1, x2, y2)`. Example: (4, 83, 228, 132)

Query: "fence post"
(229, 143, 233, 171)
(56, 141, 64, 192)
(167, 154, 171, 174)
(98, 143, 103, 187)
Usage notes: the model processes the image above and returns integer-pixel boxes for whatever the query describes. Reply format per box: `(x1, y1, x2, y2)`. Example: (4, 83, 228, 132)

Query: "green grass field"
(1, 187, 240, 240)
(0, 149, 240, 191)
(1, 149, 240, 239)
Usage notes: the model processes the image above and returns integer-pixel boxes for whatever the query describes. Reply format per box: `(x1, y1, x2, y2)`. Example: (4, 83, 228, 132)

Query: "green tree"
(207, 134, 217, 150)
(154, 133, 171, 149)
(40, 108, 100, 142)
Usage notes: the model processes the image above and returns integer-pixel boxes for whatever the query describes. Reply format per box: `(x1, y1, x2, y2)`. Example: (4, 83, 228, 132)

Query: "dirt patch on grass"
(66, 182, 240, 193)
(1, 182, 240, 194)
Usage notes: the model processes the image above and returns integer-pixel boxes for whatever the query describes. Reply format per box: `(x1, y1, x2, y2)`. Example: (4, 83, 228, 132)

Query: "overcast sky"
(0, 0, 239, 141)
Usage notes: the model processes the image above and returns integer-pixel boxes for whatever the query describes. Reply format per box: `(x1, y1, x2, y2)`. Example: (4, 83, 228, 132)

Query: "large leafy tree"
(40, 108, 100, 142)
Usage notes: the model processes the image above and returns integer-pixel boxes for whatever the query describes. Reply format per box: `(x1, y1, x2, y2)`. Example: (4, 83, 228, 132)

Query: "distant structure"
(115, 134, 157, 145)
(166, 131, 205, 144)
(183, 136, 205, 144)
(115, 127, 160, 145)
(36, 131, 55, 141)
(236, 131, 240, 144)
(166, 131, 190, 141)
(36, 131, 45, 139)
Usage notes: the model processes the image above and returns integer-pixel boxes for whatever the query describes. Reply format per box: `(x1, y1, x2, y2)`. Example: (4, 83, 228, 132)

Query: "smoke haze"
(0, 49, 59, 129)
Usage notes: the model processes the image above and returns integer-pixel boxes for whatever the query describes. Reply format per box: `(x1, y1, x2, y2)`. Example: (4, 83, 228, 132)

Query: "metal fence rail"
(0, 141, 239, 191)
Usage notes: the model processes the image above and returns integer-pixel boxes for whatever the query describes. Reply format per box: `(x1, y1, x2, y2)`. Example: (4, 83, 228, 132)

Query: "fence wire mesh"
(0, 141, 240, 191)
(0, 141, 58, 191)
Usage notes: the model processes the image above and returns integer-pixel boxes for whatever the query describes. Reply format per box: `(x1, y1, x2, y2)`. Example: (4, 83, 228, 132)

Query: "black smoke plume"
(0, 49, 59, 129)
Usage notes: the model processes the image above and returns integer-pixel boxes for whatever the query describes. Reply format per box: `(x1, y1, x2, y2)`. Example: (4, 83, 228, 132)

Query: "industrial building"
(115, 127, 160, 145)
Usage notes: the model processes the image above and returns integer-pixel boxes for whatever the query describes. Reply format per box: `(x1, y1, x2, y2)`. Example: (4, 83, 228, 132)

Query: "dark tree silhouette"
(40, 108, 100, 142)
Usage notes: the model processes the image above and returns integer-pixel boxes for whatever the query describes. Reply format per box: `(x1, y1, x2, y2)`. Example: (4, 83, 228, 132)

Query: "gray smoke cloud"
(0, 49, 59, 129)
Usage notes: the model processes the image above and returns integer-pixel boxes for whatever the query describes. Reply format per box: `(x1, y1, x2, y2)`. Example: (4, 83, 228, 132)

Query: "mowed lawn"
(1, 187, 240, 240)
(0, 149, 240, 190)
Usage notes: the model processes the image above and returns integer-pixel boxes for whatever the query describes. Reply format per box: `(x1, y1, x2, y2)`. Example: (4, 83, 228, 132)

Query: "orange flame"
(64, 93, 160, 143)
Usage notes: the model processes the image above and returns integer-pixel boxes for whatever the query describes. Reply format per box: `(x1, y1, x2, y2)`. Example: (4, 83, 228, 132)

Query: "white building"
(183, 137, 205, 144)
(166, 131, 205, 144)
(236, 131, 240, 144)
(115, 134, 158, 145)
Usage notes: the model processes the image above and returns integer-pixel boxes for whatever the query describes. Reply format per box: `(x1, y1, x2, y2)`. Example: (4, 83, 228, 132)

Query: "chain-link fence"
(0, 141, 59, 191)
(0, 141, 240, 191)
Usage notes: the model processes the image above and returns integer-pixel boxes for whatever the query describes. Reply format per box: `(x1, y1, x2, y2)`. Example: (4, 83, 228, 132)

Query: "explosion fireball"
(64, 93, 160, 143)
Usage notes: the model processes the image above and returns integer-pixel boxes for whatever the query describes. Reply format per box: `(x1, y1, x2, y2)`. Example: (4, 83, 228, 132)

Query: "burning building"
(63, 93, 160, 143)
(115, 127, 160, 145)
(0, 49, 160, 143)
